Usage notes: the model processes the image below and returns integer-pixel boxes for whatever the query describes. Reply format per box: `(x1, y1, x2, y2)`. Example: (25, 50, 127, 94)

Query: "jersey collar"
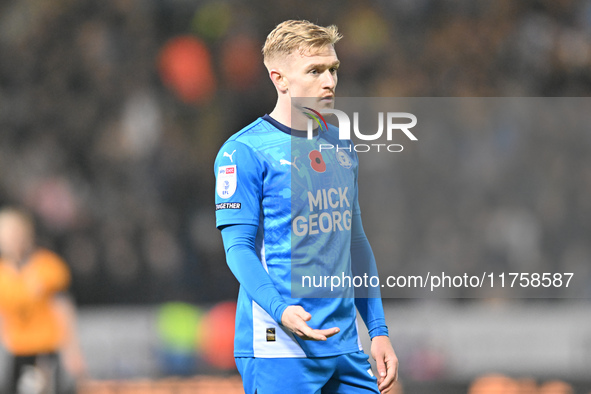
(262, 114, 319, 138)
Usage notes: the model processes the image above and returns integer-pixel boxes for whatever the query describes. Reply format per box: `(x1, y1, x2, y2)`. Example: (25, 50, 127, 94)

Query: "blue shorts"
(235, 351, 380, 394)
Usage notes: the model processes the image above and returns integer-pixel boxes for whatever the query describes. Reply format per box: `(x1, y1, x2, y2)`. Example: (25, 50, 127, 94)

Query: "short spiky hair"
(262, 20, 342, 67)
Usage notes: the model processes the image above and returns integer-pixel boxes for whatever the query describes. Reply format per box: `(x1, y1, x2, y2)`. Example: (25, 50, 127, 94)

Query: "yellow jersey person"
(0, 207, 71, 394)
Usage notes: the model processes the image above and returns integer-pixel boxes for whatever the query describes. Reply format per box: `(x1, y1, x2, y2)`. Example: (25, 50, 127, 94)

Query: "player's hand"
(371, 335, 398, 393)
(281, 305, 340, 341)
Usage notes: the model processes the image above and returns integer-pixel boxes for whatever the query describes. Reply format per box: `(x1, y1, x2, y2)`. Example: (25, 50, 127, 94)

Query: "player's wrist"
(274, 302, 290, 324)
(369, 326, 389, 339)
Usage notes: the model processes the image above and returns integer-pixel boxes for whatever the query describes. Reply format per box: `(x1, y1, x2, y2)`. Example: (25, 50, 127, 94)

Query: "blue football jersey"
(214, 115, 363, 358)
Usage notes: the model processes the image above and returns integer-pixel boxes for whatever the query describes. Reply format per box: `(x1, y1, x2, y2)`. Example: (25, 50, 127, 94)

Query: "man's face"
(0, 214, 33, 261)
(283, 45, 340, 109)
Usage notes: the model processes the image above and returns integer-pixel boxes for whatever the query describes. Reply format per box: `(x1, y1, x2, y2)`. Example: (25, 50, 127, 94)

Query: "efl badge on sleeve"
(217, 165, 237, 199)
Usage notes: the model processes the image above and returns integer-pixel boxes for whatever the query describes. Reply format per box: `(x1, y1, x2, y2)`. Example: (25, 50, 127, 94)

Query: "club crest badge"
(217, 165, 237, 199)
(335, 150, 352, 169)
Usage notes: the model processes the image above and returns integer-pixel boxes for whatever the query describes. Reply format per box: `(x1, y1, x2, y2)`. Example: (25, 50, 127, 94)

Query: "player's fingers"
(315, 327, 340, 338)
(378, 358, 397, 392)
(290, 308, 338, 341)
(297, 309, 312, 322)
(296, 321, 335, 341)
(291, 316, 318, 338)
(299, 326, 326, 341)
(375, 355, 387, 385)
(377, 372, 392, 392)
(390, 356, 399, 381)
(376, 356, 387, 378)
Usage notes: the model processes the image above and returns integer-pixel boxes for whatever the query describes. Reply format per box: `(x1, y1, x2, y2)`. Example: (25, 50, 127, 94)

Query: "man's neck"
(1, 247, 34, 268)
(269, 102, 291, 128)
(269, 98, 312, 131)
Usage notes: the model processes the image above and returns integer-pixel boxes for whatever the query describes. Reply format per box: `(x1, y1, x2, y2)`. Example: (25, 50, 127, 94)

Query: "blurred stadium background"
(1, 0, 591, 392)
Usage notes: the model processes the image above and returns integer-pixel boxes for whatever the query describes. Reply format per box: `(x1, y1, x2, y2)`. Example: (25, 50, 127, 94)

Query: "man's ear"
(269, 69, 289, 93)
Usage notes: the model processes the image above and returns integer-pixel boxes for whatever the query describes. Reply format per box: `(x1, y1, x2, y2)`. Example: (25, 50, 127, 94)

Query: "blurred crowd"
(360, 97, 591, 299)
(1, 0, 591, 304)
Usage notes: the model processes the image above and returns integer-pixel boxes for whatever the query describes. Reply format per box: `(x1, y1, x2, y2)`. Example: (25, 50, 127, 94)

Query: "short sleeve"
(30, 249, 71, 294)
(214, 140, 263, 229)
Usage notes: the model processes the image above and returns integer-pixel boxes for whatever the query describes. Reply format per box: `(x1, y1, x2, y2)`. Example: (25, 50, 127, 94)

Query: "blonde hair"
(262, 20, 342, 67)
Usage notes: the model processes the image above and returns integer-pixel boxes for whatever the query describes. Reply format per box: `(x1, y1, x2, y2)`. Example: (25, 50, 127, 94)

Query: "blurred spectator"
(538, 380, 574, 394)
(0, 207, 84, 393)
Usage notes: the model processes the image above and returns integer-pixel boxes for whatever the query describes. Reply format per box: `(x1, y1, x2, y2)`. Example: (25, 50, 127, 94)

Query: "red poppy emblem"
(309, 150, 326, 173)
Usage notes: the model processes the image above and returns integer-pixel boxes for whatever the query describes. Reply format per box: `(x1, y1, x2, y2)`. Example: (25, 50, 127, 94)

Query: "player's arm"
(220, 224, 288, 323)
(351, 212, 388, 336)
(351, 212, 399, 391)
(349, 158, 387, 336)
(221, 224, 339, 341)
(215, 141, 337, 341)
